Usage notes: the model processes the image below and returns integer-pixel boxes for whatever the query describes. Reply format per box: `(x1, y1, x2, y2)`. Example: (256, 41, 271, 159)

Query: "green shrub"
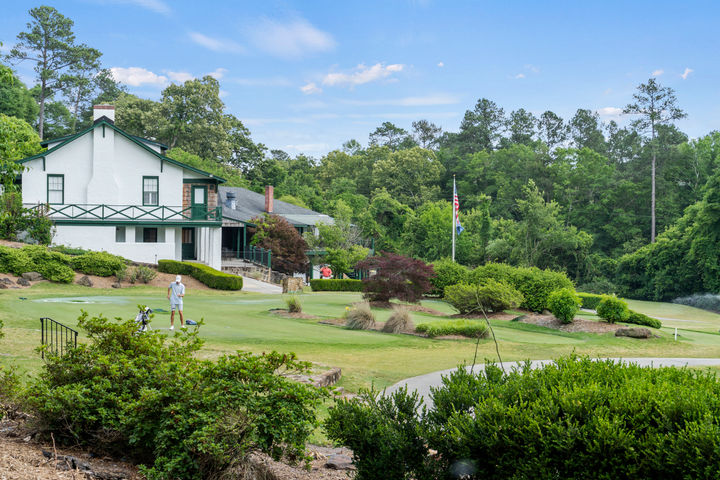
(28, 312, 324, 479)
(286, 296, 302, 313)
(382, 306, 414, 334)
(626, 310, 662, 329)
(0, 246, 36, 275)
(576, 277, 617, 295)
(71, 251, 126, 277)
(158, 260, 242, 290)
(310, 279, 363, 292)
(469, 263, 573, 312)
(327, 355, 720, 479)
(415, 320, 489, 338)
(547, 288, 581, 324)
(128, 267, 138, 284)
(429, 258, 469, 296)
(115, 264, 128, 282)
(577, 292, 604, 310)
(325, 388, 430, 480)
(346, 302, 375, 330)
(444, 280, 524, 314)
(0, 365, 21, 420)
(135, 265, 157, 284)
(596, 295, 630, 323)
(50, 245, 91, 256)
(20, 245, 73, 283)
(40, 262, 75, 283)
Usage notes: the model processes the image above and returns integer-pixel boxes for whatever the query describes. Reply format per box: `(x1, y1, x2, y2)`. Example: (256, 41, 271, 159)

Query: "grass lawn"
(1, 283, 720, 392)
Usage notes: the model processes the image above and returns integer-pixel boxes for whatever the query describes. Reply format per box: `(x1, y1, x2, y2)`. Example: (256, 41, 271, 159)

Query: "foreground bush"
(309, 279, 363, 292)
(596, 295, 630, 323)
(415, 320, 489, 338)
(444, 280, 523, 314)
(429, 258, 469, 296)
(469, 263, 573, 312)
(577, 292, 603, 310)
(158, 259, 242, 290)
(327, 356, 720, 479)
(548, 288, 581, 324)
(626, 310, 662, 329)
(28, 312, 324, 479)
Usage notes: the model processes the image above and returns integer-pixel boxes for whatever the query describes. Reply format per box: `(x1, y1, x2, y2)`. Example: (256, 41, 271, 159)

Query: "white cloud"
(322, 63, 405, 87)
(300, 82, 323, 95)
(110, 67, 167, 86)
(514, 73, 526, 79)
(166, 71, 193, 83)
(525, 64, 540, 73)
(652, 69, 664, 77)
(219, 90, 229, 98)
(283, 143, 329, 153)
(207, 68, 227, 79)
(681, 67, 694, 80)
(343, 94, 460, 107)
(597, 107, 623, 118)
(246, 18, 335, 59)
(189, 32, 245, 53)
(437, 62, 444, 68)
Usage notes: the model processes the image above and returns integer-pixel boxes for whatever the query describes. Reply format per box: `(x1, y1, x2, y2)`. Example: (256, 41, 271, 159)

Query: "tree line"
(3, 5, 719, 297)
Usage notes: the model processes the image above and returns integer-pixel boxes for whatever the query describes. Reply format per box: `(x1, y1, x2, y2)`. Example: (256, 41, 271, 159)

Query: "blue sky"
(2, 1, 719, 157)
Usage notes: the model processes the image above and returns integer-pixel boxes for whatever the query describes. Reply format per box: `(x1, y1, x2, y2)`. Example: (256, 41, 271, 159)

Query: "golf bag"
(135, 306, 152, 333)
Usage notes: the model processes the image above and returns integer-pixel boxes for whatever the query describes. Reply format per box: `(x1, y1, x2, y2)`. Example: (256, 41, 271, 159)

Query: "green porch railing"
(25, 203, 222, 222)
(241, 245, 272, 269)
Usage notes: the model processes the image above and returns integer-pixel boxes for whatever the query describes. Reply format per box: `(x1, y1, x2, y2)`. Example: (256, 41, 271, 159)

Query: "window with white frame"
(47, 174, 64, 204)
(143, 176, 159, 206)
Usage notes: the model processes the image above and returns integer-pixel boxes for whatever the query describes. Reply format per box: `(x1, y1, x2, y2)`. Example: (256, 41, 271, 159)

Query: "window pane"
(143, 228, 157, 243)
(143, 178, 158, 205)
(48, 191, 63, 203)
(193, 187, 205, 203)
(115, 226, 126, 243)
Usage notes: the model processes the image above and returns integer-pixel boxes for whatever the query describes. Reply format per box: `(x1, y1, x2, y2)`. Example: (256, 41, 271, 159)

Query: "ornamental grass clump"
(286, 295, 302, 313)
(382, 306, 414, 333)
(346, 302, 375, 330)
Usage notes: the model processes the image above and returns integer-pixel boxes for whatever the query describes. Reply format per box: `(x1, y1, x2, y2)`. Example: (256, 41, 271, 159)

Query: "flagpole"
(452, 175, 456, 262)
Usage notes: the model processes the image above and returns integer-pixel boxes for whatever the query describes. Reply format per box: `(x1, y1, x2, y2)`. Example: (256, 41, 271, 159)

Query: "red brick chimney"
(264, 185, 274, 213)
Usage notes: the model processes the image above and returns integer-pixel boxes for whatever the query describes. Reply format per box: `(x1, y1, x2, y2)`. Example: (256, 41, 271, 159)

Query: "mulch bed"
(518, 313, 623, 334)
(269, 308, 322, 320)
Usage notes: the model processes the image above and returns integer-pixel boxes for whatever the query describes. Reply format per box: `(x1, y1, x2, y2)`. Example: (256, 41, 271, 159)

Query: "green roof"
(19, 121, 225, 183)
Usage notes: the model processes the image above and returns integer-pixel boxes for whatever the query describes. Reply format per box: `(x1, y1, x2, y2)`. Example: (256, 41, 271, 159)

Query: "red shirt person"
(320, 265, 332, 279)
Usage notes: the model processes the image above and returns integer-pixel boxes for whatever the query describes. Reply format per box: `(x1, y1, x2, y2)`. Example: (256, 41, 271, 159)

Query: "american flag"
(454, 182, 464, 235)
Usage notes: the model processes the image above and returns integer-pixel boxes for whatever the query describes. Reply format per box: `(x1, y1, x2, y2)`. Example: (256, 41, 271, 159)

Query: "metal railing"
(40, 317, 78, 359)
(242, 245, 272, 269)
(25, 203, 222, 222)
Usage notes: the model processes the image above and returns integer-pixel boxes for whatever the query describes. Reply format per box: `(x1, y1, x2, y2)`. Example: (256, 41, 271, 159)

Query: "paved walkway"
(240, 276, 283, 294)
(386, 358, 720, 408)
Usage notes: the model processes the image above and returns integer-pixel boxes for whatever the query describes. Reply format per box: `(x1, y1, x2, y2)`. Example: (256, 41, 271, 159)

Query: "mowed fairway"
(1, 283, 720, 391)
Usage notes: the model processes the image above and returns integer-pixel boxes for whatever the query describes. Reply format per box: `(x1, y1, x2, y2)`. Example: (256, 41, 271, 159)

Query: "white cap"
(175, 275, 181, 282)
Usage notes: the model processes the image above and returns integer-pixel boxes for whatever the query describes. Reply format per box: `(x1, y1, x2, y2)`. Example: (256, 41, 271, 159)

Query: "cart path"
(240, 276, 283, 294)
(386, 358, 720, 408)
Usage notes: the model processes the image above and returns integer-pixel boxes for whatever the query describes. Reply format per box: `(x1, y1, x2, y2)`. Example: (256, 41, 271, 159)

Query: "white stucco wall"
(22, 125, 184, 208)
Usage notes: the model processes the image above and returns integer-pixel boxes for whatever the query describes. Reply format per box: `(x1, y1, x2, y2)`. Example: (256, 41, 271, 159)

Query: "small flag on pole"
(454, 181, 464, 235)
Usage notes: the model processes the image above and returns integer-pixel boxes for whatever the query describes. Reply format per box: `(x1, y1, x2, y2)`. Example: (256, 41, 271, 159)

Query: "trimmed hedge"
(626, 310, 662, 329)
(444, 281, 523, 314)
(158, 259, 242, 290)
(415, 320, 489, 338)
(429, 258, 469, 296)
(597, 295, 630, 324)
(548, 288, 581, 324)
(0, 245, 74, 283)
(577, 292, 603, 310)
(71, 251, 126, 277)
(310, 279, 363, 292)
(468, 263, 574, 313)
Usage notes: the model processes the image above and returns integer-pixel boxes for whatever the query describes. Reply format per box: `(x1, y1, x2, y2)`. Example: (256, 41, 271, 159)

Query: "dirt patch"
(364, 301, 447, 316)
(519, 313, 622, 334)
(450, 312, 517, 321)
(269, 309, 322, 320)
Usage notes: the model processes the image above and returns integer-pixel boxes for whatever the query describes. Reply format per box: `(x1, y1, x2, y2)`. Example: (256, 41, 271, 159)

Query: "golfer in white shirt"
(167, 275, 185, 330)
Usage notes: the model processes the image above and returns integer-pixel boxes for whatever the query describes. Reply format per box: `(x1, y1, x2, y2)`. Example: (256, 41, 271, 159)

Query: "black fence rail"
(40, 317, 78, 359)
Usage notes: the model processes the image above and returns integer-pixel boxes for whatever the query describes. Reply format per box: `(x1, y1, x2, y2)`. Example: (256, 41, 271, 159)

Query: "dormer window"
(143, 176, 159, 206)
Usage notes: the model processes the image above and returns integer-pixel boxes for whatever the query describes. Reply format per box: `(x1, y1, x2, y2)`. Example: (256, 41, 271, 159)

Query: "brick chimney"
(264, 186, 274, 213)
(93, 104, 115, 123)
